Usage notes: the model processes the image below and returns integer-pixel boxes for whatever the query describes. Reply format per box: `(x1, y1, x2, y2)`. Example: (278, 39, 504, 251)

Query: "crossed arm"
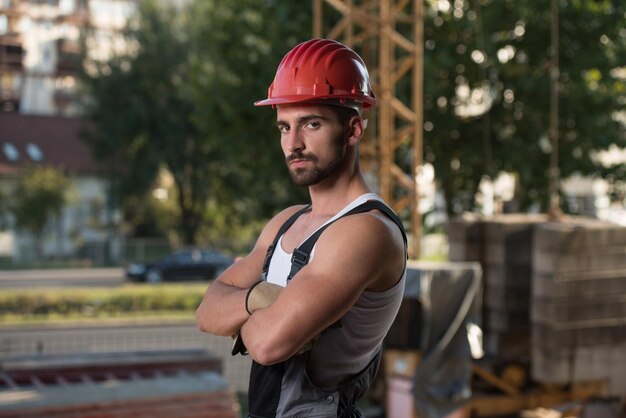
(195, 207, 404, 365)
(195, 206, 301, 337)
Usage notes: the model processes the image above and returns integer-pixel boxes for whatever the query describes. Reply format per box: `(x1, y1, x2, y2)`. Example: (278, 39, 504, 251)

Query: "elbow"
(195, 304, 220, 334)
(249, 345, 287, 366)
(195, 306, 211, 333)
(247, 336, 294, 365)
(195, 306, 236, 336)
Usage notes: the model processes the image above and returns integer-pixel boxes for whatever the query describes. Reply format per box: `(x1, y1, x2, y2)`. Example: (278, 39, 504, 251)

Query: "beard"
(286, 139, 346, 187)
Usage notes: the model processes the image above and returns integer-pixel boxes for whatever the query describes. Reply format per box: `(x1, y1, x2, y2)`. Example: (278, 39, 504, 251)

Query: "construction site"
(1, 0, 625, 417)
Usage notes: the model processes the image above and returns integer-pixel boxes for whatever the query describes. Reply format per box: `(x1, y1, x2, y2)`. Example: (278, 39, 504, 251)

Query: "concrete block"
(485, 242, 533, 265)
(449, 242, 483, 262)
(448, 214, 486, 241)
(485, 284, 530, 312)
(533, 219, 626, 254)
(483, 215, 546, 265)
(531, 294, 626, 325)
(487, 309, 529, 332)
(485, 263, 532, 289)
(448, 215, 486, 263)
(533, 250, 626, 276)
(531, 342, 626, 396)
(532, 321, 626, 350)
(487, 309, 530, 332)
(532, 272, 626, 298)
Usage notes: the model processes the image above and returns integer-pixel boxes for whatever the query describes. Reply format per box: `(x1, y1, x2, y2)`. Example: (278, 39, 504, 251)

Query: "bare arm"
(240, 212, 405, 364)
(195, 205, 307, 336)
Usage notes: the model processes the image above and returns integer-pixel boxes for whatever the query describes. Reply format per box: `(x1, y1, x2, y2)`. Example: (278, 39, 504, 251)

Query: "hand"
(232, 281, 283, 356)
(246, 281, 283, 314)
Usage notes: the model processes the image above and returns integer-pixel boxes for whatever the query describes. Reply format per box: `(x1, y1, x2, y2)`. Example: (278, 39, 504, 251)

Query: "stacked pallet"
(449, 214, 546, 362)
(482, 215, 547, 361)
(531, 220, 626, 395)
(448, 213, 485, 264)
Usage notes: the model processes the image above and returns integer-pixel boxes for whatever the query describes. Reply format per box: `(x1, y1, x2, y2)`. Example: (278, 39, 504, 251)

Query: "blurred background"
(0, 0, 624, 417)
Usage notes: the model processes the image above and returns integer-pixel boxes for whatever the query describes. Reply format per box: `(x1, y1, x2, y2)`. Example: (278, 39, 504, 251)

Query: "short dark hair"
(328, 105, 359, 126)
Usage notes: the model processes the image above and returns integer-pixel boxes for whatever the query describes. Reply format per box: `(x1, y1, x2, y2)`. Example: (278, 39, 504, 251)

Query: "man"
(196, 38, 407, 418)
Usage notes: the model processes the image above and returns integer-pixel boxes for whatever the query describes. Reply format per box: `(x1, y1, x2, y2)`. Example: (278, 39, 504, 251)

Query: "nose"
(283, 128, 305, 153)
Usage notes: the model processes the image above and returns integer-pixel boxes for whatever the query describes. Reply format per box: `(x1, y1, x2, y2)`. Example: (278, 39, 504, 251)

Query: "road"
(0, 268, 125, 288)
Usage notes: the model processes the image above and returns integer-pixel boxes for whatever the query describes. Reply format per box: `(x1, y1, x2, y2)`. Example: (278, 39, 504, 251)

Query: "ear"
(346, 116, 365, 146)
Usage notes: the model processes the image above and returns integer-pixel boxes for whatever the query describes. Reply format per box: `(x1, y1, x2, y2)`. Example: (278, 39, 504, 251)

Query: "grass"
(0, 283, 208, 326)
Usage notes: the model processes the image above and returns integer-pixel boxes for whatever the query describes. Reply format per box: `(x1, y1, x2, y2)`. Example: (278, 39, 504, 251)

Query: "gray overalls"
(243, 199, 407, 418)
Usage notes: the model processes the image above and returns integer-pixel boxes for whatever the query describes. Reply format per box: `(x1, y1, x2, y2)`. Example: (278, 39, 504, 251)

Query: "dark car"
(125, 248, 234, 283)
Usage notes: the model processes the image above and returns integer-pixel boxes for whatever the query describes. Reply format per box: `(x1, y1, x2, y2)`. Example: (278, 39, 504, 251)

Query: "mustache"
(286, 152, 317, 163)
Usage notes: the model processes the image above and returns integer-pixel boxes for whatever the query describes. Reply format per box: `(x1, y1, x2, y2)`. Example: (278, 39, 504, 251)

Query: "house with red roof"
(0, 0, 136, 264)
(0, 112, 120, 263)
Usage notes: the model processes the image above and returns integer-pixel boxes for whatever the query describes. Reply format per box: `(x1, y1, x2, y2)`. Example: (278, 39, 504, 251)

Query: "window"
(26, 143, 43, 161)
(2, 143, 19, 161)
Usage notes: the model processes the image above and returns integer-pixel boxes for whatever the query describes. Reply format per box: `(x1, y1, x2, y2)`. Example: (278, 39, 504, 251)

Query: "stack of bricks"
(482, 215, 547, 362)
(448, 213, 485, 264)
(531, 220, 626, 395)
(449, 214, 547, 363)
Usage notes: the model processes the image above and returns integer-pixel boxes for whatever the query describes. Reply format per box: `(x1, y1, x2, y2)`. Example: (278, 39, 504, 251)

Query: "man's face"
(276, 104, 349, 187)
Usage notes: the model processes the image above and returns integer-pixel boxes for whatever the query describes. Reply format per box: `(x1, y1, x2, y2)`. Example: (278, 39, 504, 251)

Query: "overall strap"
(287, 200, 407, 283)
(261, 205, 311, 280)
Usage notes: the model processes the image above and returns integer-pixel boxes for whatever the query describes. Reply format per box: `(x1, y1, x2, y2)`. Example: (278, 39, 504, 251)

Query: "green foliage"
(11, 167, 72, 250)
(419, 0, 626, 214)
(79, 0, 626, 226)
(80, 0, 310, 245)
(0, 284, 207, 322)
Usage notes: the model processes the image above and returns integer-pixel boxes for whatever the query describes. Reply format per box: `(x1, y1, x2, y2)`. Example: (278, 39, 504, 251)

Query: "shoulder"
(311, 209, 405, 291)
(330, 210, 404, 253)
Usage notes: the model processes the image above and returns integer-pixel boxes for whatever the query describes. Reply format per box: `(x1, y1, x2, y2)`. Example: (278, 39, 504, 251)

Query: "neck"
(307, 162, 372, 216)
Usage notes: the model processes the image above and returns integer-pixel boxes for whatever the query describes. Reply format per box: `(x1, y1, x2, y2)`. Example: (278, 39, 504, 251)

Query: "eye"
(305, 121, 321, 129)
(278, 124, 290, 133)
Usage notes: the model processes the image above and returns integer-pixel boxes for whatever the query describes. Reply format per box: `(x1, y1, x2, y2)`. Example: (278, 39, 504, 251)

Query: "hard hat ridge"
(255, 38, 377, 110)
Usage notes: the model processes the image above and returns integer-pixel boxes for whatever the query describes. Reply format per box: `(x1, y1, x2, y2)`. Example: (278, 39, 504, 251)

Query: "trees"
(420, 0, 626, 215)
(81, 0, 626, 241)
(81, 0, 310, 246)
(12, 167, 71, 257)
(81, 0, 213, 245)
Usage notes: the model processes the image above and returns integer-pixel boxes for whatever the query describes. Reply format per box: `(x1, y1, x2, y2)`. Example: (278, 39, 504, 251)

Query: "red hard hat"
(254, 38, 376, 110)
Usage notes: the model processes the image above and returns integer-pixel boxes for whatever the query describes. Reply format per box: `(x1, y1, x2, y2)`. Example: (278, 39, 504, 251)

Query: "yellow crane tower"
(313, 0, 424, 259)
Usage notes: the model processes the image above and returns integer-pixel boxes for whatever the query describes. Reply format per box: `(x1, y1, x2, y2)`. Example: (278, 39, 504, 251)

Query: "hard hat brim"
(254, 95, 376, 109)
